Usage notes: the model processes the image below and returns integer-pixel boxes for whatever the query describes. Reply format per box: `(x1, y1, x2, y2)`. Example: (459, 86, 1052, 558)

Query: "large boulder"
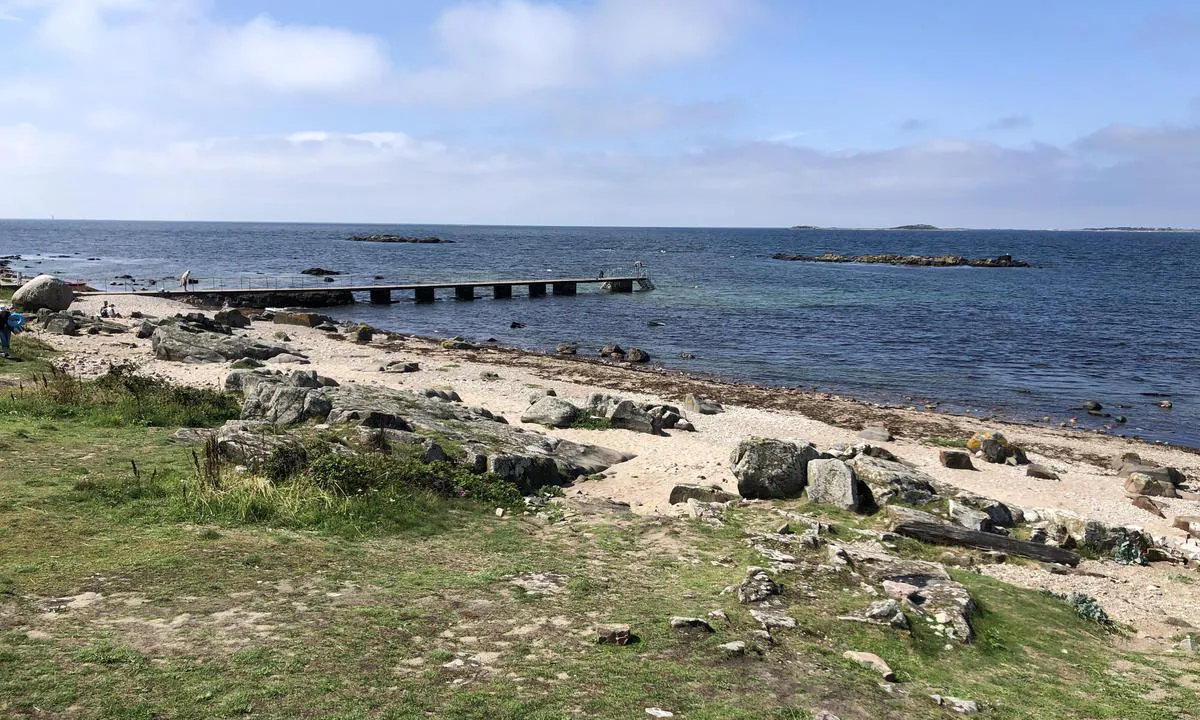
(966, 431, 1027, 465)
(272, 310, 334, 328)
(1124, 472, 1179, 498)
(232, 371, 633, 492)
(151, 324, 291, 364)
(806, 459, 864, 511)
(682, 393, 724, 415)
(668, 484, 739, 505)
(12, 275, 74, 311)
(731, 437, 822, 500)
(949, 500, 994, 533)
(521, 397, 581, 429)
(1117, 460, 1186, 487)
(847, 455, 942, 505)
(834, 544, 977, 643)
(216, 420, 297, 466)
(607, 400, 660, 435)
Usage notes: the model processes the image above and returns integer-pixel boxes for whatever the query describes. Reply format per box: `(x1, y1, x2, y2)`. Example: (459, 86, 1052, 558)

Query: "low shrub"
(0, 365, 239, 428)
(182, 452, 522, 536)
(570, 414, 614, 431)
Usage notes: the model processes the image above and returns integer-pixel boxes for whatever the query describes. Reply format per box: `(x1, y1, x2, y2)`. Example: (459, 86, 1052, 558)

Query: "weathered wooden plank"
(890, 507, 1080, 566)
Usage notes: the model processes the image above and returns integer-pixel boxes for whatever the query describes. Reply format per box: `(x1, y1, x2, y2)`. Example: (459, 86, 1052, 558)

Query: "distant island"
(349, 235, 455, 244)
(1080, 226, 1200, 232)
(788, 224, 944, 231)
(772, 252, 1030, 268)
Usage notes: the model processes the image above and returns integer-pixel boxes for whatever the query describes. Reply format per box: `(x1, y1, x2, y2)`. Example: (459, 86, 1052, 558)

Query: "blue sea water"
(2, 220, 1198, 447)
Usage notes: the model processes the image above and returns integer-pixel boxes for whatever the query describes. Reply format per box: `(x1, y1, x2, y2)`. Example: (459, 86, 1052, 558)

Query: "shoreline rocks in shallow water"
(184, 290, 355, 308)
(771, 252, 1030, 268)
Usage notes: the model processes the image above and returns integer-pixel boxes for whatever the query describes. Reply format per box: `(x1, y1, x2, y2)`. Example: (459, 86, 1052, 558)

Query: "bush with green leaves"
(1066, 592, 1113, 628)
(1113, 539, 1148, 566)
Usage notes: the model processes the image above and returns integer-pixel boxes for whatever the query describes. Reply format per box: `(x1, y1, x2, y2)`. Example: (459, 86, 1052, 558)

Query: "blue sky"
(0, 0, 1198, 227)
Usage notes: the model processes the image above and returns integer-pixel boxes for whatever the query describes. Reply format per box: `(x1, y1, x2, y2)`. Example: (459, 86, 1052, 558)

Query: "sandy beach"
(30, 292, 1200, 642)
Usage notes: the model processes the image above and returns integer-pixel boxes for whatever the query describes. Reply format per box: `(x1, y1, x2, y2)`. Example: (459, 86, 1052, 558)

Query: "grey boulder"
(13, 274, 74, 312)
(847, 454, 943, 505)
(151, 323, 291, 364)
(521, 396, 581, 428)
(731, 437, 822, 500)
(806, 458, 865, 511)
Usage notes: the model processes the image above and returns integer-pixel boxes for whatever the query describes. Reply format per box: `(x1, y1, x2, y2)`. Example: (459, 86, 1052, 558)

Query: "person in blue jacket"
(0, 306, 12, 358)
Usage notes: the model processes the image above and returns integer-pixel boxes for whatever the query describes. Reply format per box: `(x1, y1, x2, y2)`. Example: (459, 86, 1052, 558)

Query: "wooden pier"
(78, 273, 653, 306)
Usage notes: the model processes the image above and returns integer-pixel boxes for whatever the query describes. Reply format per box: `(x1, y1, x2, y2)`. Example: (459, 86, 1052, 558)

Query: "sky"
(1, 0, 1198, 228)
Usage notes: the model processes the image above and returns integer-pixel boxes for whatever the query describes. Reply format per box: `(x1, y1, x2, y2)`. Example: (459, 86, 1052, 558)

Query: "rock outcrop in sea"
(771, 253, 1030, 267)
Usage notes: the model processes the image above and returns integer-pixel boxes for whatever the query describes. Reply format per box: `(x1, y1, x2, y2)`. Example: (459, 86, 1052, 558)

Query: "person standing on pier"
(179, 269, 191, 292)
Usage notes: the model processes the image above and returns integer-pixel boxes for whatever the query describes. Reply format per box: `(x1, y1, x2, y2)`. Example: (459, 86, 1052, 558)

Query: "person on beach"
(99, 301, 110, 318)
(0, 306, 13, 358)
(179, 269, 191, 292)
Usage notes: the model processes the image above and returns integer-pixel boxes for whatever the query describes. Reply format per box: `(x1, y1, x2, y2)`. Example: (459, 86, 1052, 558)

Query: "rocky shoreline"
(772, 252, 1030, 267)
(10, 284, 1200, 644)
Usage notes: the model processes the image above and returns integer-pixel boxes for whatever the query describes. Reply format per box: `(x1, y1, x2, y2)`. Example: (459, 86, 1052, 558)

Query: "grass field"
(1, 358, 1198, 719)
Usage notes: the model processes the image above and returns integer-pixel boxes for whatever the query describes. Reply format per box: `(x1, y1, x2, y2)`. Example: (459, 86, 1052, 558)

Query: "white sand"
(32, 293, 1200, 637)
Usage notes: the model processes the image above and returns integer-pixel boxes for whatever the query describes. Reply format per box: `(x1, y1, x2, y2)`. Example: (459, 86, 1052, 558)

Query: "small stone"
(1131, 496, 1167, 519)
(1026, 464, 1060, 480)
(718, 640, 747, 657)
(1083, 400, 1103, 412)
(596, 624, 631, 646)
(668, 617, 714, 633)
(858, 426, 893, 443)
(1160, 400, 1173, 409)
(939, 450, 975, 470)
(645, 709, 674, 718)
(843, 650, 896, 682)
(750, 607, 796, 631)
(495, 507, 506, 518)
(931, 694, 980, 714)
(980, 551, 1007, 564)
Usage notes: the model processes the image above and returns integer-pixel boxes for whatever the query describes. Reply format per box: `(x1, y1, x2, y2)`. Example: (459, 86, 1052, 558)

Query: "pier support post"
(493, 284, 513, 299)
(608, 279, 634, 293)
(415, 287, 436, 303)
(552, 282, 577, 296)
(528, 283, 547, 298)
(369, 288, 392, 304)
(455, 285, 475, 301)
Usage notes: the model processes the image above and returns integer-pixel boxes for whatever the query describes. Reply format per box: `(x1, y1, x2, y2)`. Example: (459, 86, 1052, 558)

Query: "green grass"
(570, 413, 614, 430)
(0, 364, 240, 428)
(0, 371, 1197, 719)
(925, 436, 968, 448)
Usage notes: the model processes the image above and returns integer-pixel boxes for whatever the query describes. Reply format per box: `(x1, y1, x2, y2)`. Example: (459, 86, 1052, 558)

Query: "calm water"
(3, 220, 1198, 447)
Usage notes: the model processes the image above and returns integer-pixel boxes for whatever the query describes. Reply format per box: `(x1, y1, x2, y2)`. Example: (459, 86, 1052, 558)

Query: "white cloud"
(400, 0, 755, 102)
(207, 15, 388, 94)
(6, 0, 388, 99)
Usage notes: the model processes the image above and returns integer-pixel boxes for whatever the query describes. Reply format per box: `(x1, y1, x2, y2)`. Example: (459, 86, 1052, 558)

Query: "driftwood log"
(890, 507, 1080, 567)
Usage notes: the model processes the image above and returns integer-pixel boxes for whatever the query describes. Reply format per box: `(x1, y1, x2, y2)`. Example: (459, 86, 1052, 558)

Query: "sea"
(2, 220, 1198, 448)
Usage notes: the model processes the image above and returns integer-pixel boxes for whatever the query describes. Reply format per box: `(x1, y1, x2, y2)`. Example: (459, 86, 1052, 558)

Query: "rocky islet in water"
(771, 252, 1030, 267)
(348, 235, 455, 244)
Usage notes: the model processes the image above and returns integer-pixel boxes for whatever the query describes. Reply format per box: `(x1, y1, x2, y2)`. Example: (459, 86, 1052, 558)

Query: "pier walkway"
(78, 270, 654, 305)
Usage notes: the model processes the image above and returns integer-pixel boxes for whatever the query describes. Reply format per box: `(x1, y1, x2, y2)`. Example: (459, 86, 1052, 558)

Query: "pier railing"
(88, 266, 652, 294)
